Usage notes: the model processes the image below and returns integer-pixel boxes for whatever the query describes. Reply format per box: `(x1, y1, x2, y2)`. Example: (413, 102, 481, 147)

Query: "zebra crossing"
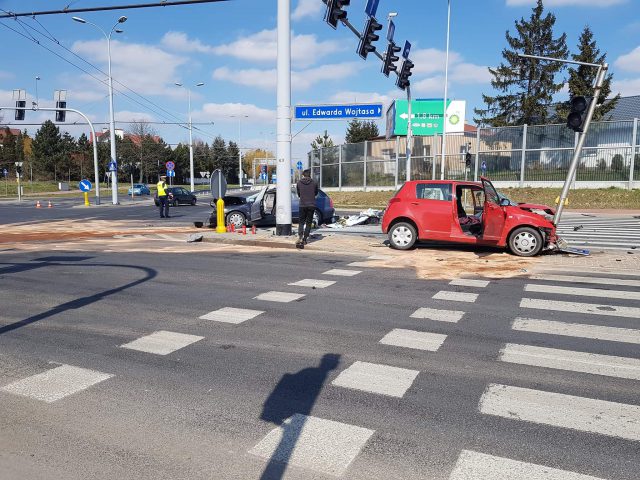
(556, 214, 640, 251)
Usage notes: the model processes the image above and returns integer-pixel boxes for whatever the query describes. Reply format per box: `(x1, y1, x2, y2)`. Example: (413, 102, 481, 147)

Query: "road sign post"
(210, 169, 227, 233)
(79, 179, 92, 207)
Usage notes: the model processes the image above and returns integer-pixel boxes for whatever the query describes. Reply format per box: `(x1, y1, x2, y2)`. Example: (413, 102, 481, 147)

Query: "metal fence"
(309, 119, 640, 190)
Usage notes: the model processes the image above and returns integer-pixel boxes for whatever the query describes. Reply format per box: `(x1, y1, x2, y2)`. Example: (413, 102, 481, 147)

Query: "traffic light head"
(358, 17, 383, 60)
(15, 100, 25, 121)
(382, 42, 401, 77)
(56, 101, 67, 123)
(465, 152, 472, 169)
(324, 0, 350, 29)
(567, 95, 589, 133)
(396, 59, 414, 90)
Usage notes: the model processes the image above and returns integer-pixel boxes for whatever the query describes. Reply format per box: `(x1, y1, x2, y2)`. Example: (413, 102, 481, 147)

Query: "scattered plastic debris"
(325, 209, 383, 229)
(187, 233, 204, 243)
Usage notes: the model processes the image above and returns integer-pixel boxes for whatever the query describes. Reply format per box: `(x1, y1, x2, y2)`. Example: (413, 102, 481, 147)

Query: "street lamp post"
(175, 82, 204, 192)
(440, 0, 451, 180)
(73, 15, 127, 205)
(35, 76, 40, 107)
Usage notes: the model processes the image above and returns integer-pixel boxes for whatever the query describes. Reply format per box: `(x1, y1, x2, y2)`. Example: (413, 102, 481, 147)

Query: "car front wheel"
(226, 211, 246, 228)
(508, 226, 543, 257)
(388, 222, 417, 250)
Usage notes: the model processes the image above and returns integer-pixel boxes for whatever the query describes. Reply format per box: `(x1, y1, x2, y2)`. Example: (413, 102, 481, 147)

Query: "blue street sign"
(261, 165, 267, 173)
(365, 0, 379, 17)
(78, 179, 92, 192)
(165, 161, 175, 171)
(387, 19, 395, 42)
(294, 103, 383, 120)
(167, 170, 175, 178)
(296, 161, 303, 170)
(402, 40, 411, 60)
(108, 161, 117, 172)
(260, 172, 267, 180)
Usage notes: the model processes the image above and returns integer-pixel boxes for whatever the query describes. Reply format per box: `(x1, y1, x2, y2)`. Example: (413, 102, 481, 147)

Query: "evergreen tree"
(171, 143, 190, 182)
(555, 26, 619, 122)
(345, 119, 380, 143)
(211, 136, 228, 174)
(311, 130, 334, 150)
(32, 120, 63, 180)
(475, 0, 568, 126)
(226, 141, 240, 183)
(59, 132, 77, 181)
(76, 133, 91, 179)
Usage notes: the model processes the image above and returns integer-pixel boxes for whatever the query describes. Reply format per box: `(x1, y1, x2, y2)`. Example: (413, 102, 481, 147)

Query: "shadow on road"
(257, 353, 341, 480)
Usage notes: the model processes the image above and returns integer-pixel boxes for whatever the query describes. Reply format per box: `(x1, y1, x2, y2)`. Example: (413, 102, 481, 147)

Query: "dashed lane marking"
(322, 269, 362, 277)
(288, 279, 336, 288)
(331, 361, 420, 398)
(249, 414, 374, 477)
(254, 291, 306, 303)
(1, 364, 113, 403)
(379, 329, 447, 352)
(433, 291, 479, 303)
(520, 298, 640, 319)
(410, 307, 465, 323)
(479, 384, 640, 442)
(121, 331, 204, 355)
(512, 317, 640, 345)
(199, 307, 265, 324)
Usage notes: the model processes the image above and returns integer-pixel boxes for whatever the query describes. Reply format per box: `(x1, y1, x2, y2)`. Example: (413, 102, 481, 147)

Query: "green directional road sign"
(387, 99, 466, 137)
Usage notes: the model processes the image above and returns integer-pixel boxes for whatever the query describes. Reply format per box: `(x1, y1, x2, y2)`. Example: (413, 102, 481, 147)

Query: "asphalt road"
(1, 245, 638, 479)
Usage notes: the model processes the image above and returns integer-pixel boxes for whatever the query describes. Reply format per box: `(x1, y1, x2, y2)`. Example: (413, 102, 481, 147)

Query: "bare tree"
(128, 120, 157, 183)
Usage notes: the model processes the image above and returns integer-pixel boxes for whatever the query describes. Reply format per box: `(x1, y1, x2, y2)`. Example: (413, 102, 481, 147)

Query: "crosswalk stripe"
(379, 329, 447, 351)
(536, 267, 640, 278)
(410, 307, 465, 323)
(322, 269, 362, 277)
(121, 331, 204, 355)
(525, 283, 640, 301)
(530, 274, 640, 288)
(479, 384, 640, 441)
(433, 291, 479, 303)
(512, 317, 640, 345)
(254, 291, 305, 303)
(449, 278, 490, 288)
(199, 307, 264, 324)
(500, 343, 640, 380)
(449, 450, 605, 480)
(288, 279, 336, 288)
(521, 298, 640, 319)
(332, 361, 420, 398)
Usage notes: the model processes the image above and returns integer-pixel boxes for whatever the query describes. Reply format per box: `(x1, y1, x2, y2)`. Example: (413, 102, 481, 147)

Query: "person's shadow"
(257, 353, 341, 480)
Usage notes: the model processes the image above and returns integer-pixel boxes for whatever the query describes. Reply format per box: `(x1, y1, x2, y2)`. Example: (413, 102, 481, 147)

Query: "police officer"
(157, 175, 170, 218)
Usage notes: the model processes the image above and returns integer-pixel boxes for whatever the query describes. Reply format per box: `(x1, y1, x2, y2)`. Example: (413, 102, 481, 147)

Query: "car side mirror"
(499, 198, 510, 207)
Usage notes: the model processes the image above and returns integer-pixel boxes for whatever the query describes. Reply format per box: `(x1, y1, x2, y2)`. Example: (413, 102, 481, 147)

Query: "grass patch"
(0, 181, 214, 198)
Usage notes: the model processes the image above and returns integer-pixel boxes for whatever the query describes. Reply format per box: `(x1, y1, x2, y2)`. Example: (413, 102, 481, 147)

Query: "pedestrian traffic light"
(396, 59, 414, 90)
(15, 100, 25, 121)
(324, 0, 350, 30)
(55, 100, 67, 122)
(382, 42, 401, 77)
(358, 17, 383, 60)
(566, 96, 589, 133)
(465, 152, 472, 169)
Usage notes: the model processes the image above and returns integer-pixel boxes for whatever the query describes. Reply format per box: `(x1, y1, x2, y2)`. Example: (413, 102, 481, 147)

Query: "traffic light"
(15, 100, 25, 121)
(357, 17, 383, 60)
(382, 42, 401, 77)
(15, 164, 22, 176)
(396, 59, 414, 90)
(465, 152, 472, 169)
(566, 96, 589, 133)
(324, 0, 350, 29)
(55, 101, 67, 122)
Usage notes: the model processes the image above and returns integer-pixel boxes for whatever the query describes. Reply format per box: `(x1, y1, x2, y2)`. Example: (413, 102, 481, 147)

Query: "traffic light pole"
(519, 54, 606, 227)
(406, 85, 412, 182)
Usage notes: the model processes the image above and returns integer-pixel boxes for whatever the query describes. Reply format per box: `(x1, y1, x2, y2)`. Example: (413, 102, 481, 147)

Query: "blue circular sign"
(78, 179, 92, 192)
(296, 161, 303, 170)
(166, 161, 175, 171)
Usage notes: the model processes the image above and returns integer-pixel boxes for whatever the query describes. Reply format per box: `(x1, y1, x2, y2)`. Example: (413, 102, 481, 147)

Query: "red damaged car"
(381, 178, 557, 257)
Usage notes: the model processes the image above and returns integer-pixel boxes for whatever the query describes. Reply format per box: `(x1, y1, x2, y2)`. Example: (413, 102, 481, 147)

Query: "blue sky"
(1, 0, 639, 163)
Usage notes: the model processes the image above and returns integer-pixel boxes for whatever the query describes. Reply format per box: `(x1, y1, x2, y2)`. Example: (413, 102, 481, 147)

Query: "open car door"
(481, 177, 506, 241)
(249, 187, 268, 223)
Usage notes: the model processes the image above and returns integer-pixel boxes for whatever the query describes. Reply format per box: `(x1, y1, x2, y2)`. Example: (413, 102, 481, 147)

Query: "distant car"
(381, 178, 558, 257)
(128, 184, 150, 196)
(154, 187, 197, 207)
(209, 186, 335, 228)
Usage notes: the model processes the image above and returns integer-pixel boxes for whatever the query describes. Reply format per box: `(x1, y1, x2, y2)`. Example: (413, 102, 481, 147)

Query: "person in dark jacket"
(296, 169, 318, 249)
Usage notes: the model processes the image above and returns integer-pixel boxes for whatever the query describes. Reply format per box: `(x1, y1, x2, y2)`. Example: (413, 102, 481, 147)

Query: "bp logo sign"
(449, 114, 460, 125)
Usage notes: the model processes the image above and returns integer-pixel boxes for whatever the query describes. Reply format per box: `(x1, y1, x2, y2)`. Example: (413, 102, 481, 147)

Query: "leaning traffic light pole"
(519, 54, 608, 227)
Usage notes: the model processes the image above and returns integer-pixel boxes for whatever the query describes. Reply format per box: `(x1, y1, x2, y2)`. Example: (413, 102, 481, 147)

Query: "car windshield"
(497, 191, 517, 206)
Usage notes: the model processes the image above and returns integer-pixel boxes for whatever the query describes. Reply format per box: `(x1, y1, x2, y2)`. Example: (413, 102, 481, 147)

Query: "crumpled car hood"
(517, 203, 556, 215)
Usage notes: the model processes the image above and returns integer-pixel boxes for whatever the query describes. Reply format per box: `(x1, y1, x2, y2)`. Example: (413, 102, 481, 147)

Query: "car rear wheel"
(508, 226, 543, 257)
(226, 211, 246, 228)
(172, 199, 179, 207)
(190, 198, 197, 206)
(389, 222, 417, 250)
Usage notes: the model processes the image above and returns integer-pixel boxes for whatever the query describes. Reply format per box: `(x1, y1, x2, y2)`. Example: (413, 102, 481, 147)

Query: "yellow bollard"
(84, 191, 90, 207)
(216, 197, 227, 233)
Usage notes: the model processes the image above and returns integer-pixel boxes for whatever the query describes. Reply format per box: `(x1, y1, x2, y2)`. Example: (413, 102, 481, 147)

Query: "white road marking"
(512, 317, 640, 345)
(449, 450, 605, 480)
(449, 278, 490, 288)
(288, 279, 336, 288)
(479, 384, 640, 441)
(433, 291, 479, 303)
(322, 269, 362, 277)
(500, 343, 640, 380)
(121, 331, 204, 355)
(368, 255, 393, 260)
(530, 273, 640, 288)
(331, 361, 419, 398)
(521, 298, 640, 319)
(199, 307, 264, 324)
(525, 283, 640, 301)
(379, 329, 447, 351)
(1, 365, 113, 403)
(249, 414, 374, 477)
(347, 261, 375, 268)
(537, 267, 640, 278)
(410, 307, 465, 323)
(254, 291, 305, 303)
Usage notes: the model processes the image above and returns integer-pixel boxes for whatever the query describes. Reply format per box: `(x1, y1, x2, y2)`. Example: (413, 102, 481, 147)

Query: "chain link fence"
(309, 119, 640, 190)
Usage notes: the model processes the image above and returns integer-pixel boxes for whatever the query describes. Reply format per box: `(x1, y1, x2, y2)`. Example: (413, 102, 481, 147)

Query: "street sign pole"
(406, 85, 412, 183)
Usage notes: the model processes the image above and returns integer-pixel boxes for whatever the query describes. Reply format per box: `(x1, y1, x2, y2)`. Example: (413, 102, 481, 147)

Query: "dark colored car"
(209, 186, 335, 228)
(154, 187, 197, 207)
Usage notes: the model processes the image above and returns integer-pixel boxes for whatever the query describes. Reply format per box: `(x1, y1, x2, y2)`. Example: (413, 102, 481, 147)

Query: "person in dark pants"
(296, 169, 318, 249)
(156, 175, 170, 218)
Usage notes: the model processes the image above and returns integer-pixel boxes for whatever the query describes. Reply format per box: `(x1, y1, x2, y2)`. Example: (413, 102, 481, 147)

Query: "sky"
(0, 0, 639, 166)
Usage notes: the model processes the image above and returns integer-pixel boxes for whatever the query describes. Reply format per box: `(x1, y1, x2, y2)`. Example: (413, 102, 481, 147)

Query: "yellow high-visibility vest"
(157, 181, 167, 196)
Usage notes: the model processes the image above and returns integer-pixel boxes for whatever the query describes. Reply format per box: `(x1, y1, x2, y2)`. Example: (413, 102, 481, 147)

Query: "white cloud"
(450, 63, 492, 84)
(615, 46, 640, 73)
(328, 90, 396, 109)
(160, 31, 214, 54)
(114, 111, 156, 123)
(211, 29, 342, 68)
(292, 0, 324, 21)
(194, 102, 275, 124)
(412, 76, 446, 95)
(0, 71, 14, 80)
(612, 78, 640, 96)
(506, 0, 625, 6)
(411, 48, 462, 76)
